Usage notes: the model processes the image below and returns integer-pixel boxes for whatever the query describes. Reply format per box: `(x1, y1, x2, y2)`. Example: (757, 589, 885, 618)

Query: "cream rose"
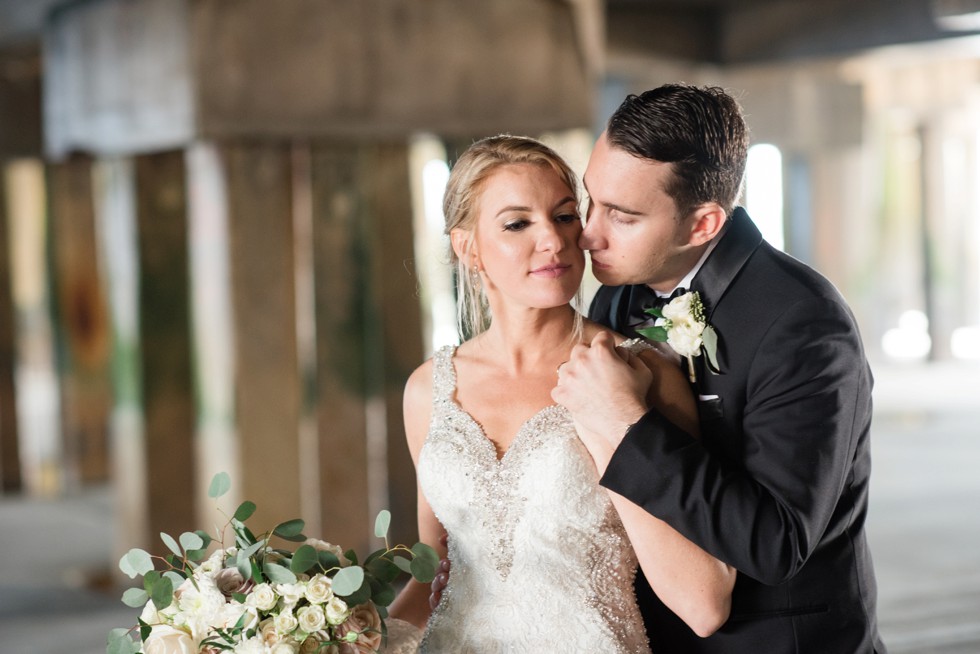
(258, 617, 283, 646)
(297, 604, 327, 633)
(270, 642, 300, 654)
(276, 582, 306, 607)
(667, 320, 704, 357)
(248, 583, 279, 612)
(304, 574, 334, 604)
(274, 608, 299, 635)
(336, 603, 383, 654)
(324, 597, 350, 626)
(143, 625, 195, 654)
(662, 292, 694, 321)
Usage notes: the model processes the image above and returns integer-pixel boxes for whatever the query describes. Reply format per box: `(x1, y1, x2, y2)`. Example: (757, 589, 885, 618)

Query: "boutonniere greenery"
(637, 290, 720, 383)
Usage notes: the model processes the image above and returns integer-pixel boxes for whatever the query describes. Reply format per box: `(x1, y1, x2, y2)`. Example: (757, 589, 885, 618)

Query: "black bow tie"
(626, 285, 687, 335)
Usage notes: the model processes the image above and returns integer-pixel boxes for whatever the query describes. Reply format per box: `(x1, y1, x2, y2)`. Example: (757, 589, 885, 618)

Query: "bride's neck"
(476, 305, 579, 372)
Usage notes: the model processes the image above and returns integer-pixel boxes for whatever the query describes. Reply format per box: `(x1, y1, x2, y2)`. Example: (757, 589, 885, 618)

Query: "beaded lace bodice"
(414, 345, 651, 653)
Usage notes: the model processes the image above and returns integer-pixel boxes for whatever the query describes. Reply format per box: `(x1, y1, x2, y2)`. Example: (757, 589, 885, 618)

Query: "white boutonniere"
(636, 291, 721, 383)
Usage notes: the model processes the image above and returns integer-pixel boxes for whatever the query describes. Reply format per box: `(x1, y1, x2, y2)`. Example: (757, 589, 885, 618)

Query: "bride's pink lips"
(529, 263, 572, 278)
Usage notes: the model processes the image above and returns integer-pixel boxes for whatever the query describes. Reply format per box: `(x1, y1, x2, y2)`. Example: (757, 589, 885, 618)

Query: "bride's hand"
(553, 332, 652, 452)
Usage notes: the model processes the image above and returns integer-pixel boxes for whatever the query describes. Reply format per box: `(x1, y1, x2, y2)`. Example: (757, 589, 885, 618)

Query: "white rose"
(297, 604, 327, 633)
(274, 608, 299, 635)
(248, 583, 279, 612)
(143, 625, 195, 654)
(304, 575, 333, 604)
(662, 293, 694, 321)
(276, 582, 306, 607)
(324, 597, 350, 626)
(667, 321, 704, 357)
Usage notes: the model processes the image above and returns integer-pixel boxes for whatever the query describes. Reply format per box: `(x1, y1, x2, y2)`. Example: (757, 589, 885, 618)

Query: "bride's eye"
(555, 213, 580, 224)
(503, 219, 529, 231)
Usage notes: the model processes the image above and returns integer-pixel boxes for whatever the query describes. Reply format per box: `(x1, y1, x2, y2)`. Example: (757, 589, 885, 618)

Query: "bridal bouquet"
(107, 473, 437, 654)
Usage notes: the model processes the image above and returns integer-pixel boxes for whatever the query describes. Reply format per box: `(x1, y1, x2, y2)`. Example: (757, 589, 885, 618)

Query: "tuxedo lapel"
(691, 207, 762, 322)
(689, 208, 763, 379)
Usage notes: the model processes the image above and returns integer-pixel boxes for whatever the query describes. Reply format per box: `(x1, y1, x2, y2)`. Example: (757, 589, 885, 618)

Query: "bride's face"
(467, 163, 584, 312)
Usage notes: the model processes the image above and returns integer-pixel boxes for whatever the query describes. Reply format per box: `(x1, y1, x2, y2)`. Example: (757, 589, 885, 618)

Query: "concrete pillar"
(223, 143, 303, 530)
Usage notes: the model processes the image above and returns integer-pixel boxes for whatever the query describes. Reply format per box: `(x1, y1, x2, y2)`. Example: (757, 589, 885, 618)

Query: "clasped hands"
(552, 331, 652, 472)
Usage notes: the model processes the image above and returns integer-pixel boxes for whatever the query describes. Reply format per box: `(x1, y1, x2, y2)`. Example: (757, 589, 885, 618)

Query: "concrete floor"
(0, 360, 977, 654)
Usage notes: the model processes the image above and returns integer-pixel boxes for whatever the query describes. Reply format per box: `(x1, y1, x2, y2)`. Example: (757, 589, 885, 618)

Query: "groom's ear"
(687, 202, 727, 247)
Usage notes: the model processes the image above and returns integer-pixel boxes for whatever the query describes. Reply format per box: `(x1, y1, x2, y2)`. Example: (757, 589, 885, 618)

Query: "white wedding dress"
(390, 345, 651, 653)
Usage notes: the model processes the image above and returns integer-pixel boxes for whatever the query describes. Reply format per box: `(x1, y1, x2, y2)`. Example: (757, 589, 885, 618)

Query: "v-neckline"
(446, 347, 561, 464)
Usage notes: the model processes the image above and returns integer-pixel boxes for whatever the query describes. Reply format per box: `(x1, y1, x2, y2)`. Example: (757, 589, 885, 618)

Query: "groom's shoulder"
(743, 242, 849, 309)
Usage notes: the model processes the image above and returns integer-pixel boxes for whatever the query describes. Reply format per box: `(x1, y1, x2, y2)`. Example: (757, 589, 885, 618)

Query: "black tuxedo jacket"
(591, 208, 886, 653)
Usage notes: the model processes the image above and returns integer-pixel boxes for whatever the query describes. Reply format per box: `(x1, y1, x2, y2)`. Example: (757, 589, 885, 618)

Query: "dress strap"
(430, 345, 458, 409)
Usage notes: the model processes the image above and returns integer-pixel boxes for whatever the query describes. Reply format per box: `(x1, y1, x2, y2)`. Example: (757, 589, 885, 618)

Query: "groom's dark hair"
(606, 84, 748, 218)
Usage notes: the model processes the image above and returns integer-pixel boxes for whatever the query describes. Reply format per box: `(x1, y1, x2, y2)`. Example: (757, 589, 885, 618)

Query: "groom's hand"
(429, 532, 450, 610)
(552, 332, 651, 461)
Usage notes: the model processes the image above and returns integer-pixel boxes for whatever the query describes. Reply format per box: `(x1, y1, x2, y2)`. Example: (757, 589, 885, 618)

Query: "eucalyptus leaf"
(236, 550, 251, 580)
(374, 510, 391, 538)
(119, 548, 153, 578)
(344, 549, 359, 566)
(121, 587, 149, 608)
(150, 575, 174, 611)
(240, 539, 265, 560)
(367, 557, 401, 584)
(410, 556, 436, 583)
(372, 582, 396, 607)
(272, 519, 305, 539)
(317, 550, 340, 571)
(331, 565, 365, 596)
(392, 555, 413, 574)
(234, 500, 256, 522)
(179, 531, 204, 551)
(160, 532, 182, 558)
(163, 570, 185, 589)
(411, 542, 439, 567)
(290, 544, 318, 574)
(106, 629, 139, 654)
(142, 570, 161, 591)
(208, 471, 231, 498)
(263, 561, 297, 585)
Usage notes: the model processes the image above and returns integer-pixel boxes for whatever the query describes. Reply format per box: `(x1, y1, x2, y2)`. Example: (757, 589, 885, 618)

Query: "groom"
(552, 85, 886, 653)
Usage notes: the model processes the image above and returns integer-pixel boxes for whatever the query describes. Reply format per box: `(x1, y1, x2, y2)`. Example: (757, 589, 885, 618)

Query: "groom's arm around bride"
(554, 84, 886, 654)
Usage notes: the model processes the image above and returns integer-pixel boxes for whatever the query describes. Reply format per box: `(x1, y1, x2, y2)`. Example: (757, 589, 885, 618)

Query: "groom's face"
(580, 133, 701, 293)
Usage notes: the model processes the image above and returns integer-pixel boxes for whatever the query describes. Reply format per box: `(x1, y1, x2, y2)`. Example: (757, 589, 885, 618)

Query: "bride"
(385, 135, 734, 651)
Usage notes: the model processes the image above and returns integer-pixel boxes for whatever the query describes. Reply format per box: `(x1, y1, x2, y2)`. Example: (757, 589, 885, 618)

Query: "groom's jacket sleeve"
(595, 289, 873, 587)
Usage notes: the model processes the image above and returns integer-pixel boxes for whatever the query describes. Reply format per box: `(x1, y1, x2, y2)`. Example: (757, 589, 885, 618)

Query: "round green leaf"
(121, 587, 149, 608)
(150, 575, 174, 611)
(234, 500, 256, 522)
(331, 565, 365, 596)
(208, 472, 231, 498)
(179, 531, 204, 551)
(107, 629, 139, 654)
(263, 561, 297, 585)
(160, 532, 182, 558)
(374, 510, 391, 538)
(273, 518, 305, 540)
(392, 555, 412, 574)
(410, 556, 436, 583)
(317, 550, 340, 570)
(290, 544, 319, 574)
(372, 583, 396, 607)
(119, 549, 153, 578)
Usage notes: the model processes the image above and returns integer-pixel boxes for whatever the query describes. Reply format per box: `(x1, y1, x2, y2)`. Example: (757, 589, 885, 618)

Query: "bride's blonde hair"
(443, 135, 584, 340)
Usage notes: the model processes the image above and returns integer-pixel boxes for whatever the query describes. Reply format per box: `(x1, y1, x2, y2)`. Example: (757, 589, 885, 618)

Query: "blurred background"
(0, 0, 978, 652)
